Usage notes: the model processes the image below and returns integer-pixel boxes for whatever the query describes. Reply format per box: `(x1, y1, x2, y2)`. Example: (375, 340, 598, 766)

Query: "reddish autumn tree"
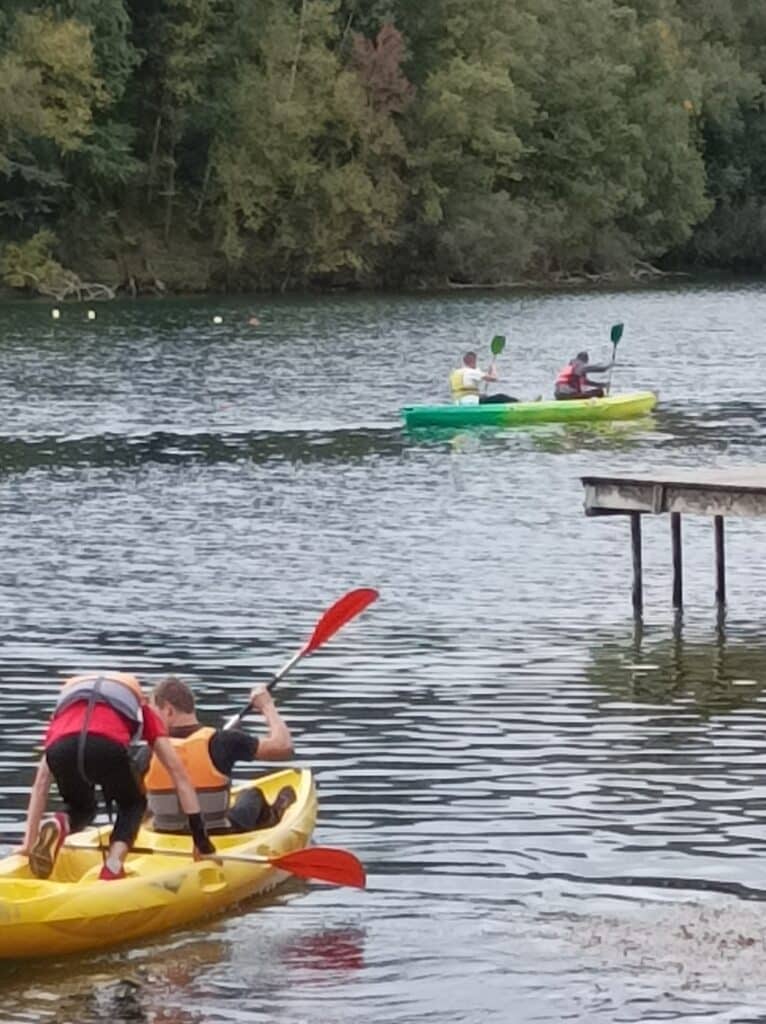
(351, 23, 414, 115)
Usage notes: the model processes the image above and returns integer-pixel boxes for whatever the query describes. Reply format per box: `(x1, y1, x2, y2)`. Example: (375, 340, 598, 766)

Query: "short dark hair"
(463, 350, 477, 363)
(153, 676, 195, 713)
(576, 351, 589, 362)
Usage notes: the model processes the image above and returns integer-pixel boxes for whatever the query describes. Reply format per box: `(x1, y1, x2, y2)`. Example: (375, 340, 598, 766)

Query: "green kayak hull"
(401, 390, 658, 429)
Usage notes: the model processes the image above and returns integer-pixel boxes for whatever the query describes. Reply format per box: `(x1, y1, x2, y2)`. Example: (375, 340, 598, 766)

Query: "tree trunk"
(148, 113, 162, 203)
(287, 0, 307, 101)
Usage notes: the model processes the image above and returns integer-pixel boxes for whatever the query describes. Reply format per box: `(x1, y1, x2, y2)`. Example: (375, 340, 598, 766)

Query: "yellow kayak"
(0, 767, 318, 959)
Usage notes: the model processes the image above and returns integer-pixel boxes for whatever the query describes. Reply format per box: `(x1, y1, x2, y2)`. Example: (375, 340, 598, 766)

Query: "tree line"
(1, 0, 765, 295)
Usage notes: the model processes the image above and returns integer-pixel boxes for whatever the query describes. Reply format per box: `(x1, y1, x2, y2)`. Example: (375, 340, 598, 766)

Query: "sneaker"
(269, 785, 297, 824)
(29, 812, 70, 879)
(98, 864, 127, 881)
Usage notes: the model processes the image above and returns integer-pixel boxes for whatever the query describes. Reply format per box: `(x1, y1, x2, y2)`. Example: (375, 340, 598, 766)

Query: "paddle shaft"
(605, 341, 617, 395)
(67, 841, 282, 866)
(605, 324, 623, 395)
(65, 839, 366, 888)
(223, 652, 299, 730)
(483, 335, 506, 396)
(223, 587, 378, 730)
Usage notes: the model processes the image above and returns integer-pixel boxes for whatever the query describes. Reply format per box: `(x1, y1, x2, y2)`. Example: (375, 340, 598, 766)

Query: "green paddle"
(605, 323, 623, 395)
(484, 335, 506, 394)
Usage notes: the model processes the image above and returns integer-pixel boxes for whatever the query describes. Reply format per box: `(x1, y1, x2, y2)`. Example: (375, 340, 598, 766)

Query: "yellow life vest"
(449, 367, 478, 401)
(145, 726, 231, 832)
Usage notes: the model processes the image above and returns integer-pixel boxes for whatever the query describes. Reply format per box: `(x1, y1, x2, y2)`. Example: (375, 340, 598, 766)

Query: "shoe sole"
(272, 788, 297, 821)
(29, 820, 61, 879)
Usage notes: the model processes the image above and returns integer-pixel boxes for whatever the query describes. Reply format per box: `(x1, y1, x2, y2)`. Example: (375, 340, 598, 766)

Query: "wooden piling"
(631, 512, 642, 617)
(714, 514, 725, 609)
(671, 511, 683, 609)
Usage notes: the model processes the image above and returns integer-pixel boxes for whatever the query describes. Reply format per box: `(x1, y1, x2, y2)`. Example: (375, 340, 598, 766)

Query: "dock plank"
(582, 467, 766, 518)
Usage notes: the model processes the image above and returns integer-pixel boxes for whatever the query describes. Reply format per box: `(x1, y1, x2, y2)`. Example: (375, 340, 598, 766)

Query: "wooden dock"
(581, 468, 766, 616)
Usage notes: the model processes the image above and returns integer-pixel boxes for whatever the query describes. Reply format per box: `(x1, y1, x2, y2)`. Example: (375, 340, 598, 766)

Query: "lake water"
(2, 282, 766, 1022)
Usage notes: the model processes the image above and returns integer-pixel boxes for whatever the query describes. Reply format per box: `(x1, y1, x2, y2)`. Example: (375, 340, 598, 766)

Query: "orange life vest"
(54, 672, 145, 736)
(145, 726, 230, 831)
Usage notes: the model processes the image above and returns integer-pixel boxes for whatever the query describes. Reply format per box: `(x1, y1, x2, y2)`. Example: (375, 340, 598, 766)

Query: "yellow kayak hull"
(0, 768, 317, 959)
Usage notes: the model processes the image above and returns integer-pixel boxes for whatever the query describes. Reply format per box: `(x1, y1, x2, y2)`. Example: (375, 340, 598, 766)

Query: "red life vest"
(555, 362, 582, 392)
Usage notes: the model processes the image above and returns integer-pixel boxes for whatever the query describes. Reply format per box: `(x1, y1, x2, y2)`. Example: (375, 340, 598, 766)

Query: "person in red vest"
(141, 676, 296, 834)
(18, 672, 216, 880)
(554, 351, 614, 400)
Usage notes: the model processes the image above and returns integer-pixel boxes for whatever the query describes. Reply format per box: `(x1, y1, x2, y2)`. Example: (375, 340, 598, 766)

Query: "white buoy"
(213, 315, 223, 324)
(51, 308, 60, 320)
(87, 309, 96, 320)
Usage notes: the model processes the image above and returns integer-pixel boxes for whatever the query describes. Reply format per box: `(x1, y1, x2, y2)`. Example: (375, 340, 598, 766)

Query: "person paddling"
(139, 676, 297, 834)
(18, 672, 216, 880)
(449, 351, 517, 405)
(554, 351, 614, 400)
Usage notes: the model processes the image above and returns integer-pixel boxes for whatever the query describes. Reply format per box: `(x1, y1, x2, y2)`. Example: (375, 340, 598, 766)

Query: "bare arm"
(249, 688, 293, 760)
(18, 756, 52, 854)
(583, 362, 613, 375)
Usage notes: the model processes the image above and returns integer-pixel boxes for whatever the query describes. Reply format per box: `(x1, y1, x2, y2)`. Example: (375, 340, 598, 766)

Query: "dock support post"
(671, 512, 683, 610)
(714, 515, 726, 609)
(631, 512, 643, 617)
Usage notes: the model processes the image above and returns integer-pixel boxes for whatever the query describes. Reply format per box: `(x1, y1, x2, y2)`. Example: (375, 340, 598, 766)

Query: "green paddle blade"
(610, 323, 624, 345)
(490, 334, 506, 356)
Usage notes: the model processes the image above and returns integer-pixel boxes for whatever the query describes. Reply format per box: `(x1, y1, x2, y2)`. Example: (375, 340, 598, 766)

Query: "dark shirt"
(133, 724, 258, 777)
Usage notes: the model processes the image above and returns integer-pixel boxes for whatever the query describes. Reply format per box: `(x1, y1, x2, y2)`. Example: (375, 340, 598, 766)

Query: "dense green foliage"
(1, 0, 766, 292)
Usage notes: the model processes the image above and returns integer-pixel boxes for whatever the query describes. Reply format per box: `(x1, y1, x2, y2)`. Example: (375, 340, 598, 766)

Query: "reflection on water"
(281, 927, 366, 972)
(0, 919, 367, 1023)
(0, 935, 228, 1023)
(403, 415, 658, 453)
(588, 622, 766, 713)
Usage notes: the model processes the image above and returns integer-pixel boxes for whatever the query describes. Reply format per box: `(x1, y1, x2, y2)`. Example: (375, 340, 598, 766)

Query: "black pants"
(226, 788, 271, 833)
(555, 386, 605, 400)
(46, 735, 147, 846)
(479, 394, 518, 404)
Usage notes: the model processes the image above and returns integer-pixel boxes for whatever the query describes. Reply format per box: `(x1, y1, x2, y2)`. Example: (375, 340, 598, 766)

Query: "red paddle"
(224, 587, 379, 729)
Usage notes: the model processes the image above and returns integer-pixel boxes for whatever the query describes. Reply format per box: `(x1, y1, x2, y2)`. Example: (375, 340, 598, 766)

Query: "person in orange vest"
(18, 672, 216, 880)
(449, 351, 517, 405)
(554, 351, 614, 400)
(141, 676, 296, 834)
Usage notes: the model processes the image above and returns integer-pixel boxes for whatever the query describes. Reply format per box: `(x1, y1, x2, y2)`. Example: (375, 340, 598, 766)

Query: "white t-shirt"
(455, 367, 484, 405)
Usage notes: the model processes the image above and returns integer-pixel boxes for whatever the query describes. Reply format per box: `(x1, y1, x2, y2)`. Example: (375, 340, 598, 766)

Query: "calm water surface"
(1, 283, 766, 1022)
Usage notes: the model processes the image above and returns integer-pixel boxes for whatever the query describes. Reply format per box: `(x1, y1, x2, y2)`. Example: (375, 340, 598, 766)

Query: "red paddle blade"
(270, 846, 367, 888)
(301, 588, 379, 656)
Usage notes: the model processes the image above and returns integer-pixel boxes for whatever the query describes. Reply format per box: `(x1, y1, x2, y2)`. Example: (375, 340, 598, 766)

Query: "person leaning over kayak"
(554, 351, 615, 400)
(139, 676, 296, 834)
(18, 672, 216, 880)
(450, 351, 518, 405)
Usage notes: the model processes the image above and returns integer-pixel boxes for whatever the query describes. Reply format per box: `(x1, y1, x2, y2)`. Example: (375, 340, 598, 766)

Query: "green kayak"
(401, 390, 657, 429)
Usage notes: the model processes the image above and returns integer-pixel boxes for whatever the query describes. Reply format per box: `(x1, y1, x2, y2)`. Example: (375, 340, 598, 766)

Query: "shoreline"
(0, 267, 749, 305)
